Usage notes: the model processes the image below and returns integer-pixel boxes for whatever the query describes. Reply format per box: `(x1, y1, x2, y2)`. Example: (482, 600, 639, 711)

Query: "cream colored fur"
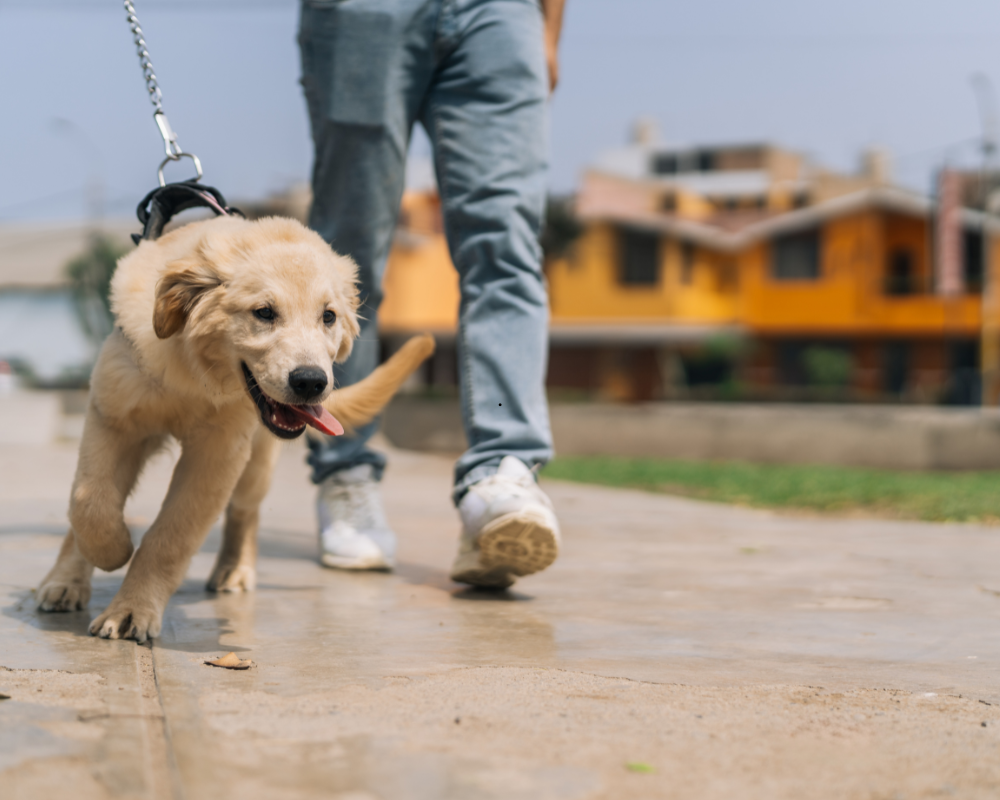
(36, 215, 434, 642)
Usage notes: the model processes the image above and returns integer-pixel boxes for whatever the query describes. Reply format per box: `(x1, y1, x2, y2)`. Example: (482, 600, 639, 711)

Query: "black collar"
(132, 180, 244, 244)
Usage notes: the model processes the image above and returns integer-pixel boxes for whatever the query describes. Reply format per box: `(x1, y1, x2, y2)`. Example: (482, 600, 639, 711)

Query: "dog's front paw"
(89, 600, 162, 643)
(37, 580, 91, 612)
(206, 562, 256, 593)
(70, 501, 135, 573)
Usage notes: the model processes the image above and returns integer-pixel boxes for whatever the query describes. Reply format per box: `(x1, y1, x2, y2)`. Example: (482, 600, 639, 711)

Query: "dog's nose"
(288, 366, 328, 400)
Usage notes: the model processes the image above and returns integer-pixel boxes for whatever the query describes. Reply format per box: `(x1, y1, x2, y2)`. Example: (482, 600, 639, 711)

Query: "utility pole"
(50, 118, 114, 346)
(971, 74, 1000, 406)
(50, 118, 105, 226)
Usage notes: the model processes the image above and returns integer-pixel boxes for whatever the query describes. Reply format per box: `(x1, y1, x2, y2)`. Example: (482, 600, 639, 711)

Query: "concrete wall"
(0, 392, 65, 444)
(382, 398, 1000, 470)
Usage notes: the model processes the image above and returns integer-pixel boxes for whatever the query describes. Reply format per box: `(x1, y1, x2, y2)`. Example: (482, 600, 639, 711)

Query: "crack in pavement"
(136, 642, 185, 800)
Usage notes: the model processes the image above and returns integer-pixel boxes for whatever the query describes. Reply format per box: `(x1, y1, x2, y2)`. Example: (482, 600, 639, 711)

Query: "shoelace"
(477, 470, 538, 494)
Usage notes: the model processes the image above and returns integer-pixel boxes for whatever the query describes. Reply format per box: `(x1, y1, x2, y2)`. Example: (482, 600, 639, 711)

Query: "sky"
(3, 0, 1000, 222)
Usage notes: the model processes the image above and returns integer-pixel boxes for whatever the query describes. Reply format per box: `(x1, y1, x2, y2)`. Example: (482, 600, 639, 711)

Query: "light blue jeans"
(298, 0, 554, 504)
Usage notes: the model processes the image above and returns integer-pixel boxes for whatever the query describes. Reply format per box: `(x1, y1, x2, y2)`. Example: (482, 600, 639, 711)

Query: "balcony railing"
(883, 274, 932, 296)
(882, 275, 982, 296)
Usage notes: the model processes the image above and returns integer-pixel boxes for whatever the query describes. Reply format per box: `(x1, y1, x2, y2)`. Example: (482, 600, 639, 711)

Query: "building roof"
(592, 140, 776, 181)
(0, 219, 138, 289)
(579, 173, 999, 252)
(657, 170, 782, 196)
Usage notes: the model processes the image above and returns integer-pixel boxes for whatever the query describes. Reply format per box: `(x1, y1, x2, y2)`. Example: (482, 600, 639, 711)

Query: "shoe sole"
(320, 553, 394, 571)
(450, 509, 559, 589)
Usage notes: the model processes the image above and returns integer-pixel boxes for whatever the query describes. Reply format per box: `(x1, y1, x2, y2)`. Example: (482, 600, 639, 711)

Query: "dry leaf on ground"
(205, 652, 252, 670)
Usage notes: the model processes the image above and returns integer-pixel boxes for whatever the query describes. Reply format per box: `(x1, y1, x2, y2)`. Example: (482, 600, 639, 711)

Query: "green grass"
(542, 457, 1000, 524)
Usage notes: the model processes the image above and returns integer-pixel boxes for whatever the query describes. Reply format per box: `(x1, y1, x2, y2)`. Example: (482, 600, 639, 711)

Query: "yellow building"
(380, 192, 460, 337)
(378, 141, 1000, 406)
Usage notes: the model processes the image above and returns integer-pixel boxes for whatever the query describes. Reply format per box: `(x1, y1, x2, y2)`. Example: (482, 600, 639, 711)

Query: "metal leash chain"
(123, 0, 164, 116)
(123, 0, 203, 186)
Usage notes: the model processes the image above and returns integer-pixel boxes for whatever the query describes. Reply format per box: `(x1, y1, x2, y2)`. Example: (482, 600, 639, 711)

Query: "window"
(885, 249, 915, 295)
(651, 153, 678, 175)
(772, 230, 821, 280)
(946, 341, 980, 405)
(964, 229, 984, 293)
(651, 150, 716, 175)
(776, 341, 807, 386)
(884, 341, 910, 395)
(681, 242, 695, 285)
(619, 228, 660, 286)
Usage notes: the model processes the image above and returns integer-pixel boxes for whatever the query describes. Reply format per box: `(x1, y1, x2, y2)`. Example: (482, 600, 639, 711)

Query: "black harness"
(131, 180, 244, 244)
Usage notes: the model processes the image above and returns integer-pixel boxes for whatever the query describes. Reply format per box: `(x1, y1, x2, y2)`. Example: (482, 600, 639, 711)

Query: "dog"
(35, 214, 433, 642)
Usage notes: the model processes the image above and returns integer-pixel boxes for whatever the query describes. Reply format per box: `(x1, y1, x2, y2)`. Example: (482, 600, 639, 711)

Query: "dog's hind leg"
(207, 426, 281, 593)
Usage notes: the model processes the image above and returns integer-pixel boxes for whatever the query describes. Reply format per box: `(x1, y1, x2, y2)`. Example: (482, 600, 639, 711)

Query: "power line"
(0, 187, 137, 221)
(0, 1, 297, 10)
(0, 188, 83, 219)
(893, 137, 981, 164)
(568, 32, 1000, 47)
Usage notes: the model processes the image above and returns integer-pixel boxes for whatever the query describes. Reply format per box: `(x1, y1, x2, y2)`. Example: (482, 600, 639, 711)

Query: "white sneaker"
(317, 464, 396, 570)
(451, 456, 560, 589)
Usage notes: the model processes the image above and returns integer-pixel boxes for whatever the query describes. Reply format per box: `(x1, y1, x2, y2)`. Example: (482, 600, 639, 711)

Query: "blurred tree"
(681, 334, 747, 387)
(803, 346, 853, 387)
(540, 195, 582, 261)
(65, 233, 128, 345)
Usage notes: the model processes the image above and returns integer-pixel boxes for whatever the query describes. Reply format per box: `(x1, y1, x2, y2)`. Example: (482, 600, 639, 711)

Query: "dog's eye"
(253, 307, 276, 322)
(323, 309, 336, 326)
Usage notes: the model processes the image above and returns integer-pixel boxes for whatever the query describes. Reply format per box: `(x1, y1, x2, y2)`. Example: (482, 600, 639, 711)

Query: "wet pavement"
(2, 436, 1000, 799)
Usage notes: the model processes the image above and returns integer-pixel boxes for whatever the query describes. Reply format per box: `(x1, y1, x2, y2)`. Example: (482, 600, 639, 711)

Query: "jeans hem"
(450, 461, 503, 506)
(308, 450, 387, 486)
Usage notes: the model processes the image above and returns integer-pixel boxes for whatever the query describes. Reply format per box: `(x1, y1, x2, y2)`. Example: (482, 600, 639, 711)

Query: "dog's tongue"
(285, 403, 344, 436)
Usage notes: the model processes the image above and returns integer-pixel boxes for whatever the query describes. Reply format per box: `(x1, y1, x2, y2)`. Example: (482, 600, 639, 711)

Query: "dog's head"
(152, 217, 360, 439)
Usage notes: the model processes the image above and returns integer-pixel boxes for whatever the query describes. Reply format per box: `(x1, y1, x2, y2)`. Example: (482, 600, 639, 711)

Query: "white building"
(0, 220, 136, 386)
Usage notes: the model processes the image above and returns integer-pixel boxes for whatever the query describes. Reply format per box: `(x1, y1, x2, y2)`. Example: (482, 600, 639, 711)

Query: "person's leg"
(421, 0, 558, 587)
(421, 0, 554, 503)
(299, 0, 436, 567)
(299, 0, 436, 484)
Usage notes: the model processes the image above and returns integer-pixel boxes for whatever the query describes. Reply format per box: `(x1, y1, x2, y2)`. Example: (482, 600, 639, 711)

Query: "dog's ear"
(335, 338, 354, 363)
(334, 310, 361, 363)
(153, 260, 222, 339)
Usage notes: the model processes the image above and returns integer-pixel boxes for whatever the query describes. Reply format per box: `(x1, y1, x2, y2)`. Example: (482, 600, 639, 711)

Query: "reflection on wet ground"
(2, 439, 1000, 798)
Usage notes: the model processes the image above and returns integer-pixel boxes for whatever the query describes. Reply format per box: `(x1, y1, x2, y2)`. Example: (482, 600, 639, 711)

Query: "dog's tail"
(324, 333, 435, 430)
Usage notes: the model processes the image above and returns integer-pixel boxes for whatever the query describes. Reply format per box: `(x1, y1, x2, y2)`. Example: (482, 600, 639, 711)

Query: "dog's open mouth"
(242, 363, 344, 440)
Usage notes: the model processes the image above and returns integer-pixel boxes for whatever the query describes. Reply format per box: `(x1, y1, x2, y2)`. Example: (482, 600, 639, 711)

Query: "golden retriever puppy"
(35, 215, 433, 642)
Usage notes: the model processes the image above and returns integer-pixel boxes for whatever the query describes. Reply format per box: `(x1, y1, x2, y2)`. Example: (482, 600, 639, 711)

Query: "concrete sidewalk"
(2, 438, 1000, 799)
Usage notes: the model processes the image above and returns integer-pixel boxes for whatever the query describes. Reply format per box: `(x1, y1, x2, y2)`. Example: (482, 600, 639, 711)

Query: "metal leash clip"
(154, 111, 202, 187)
